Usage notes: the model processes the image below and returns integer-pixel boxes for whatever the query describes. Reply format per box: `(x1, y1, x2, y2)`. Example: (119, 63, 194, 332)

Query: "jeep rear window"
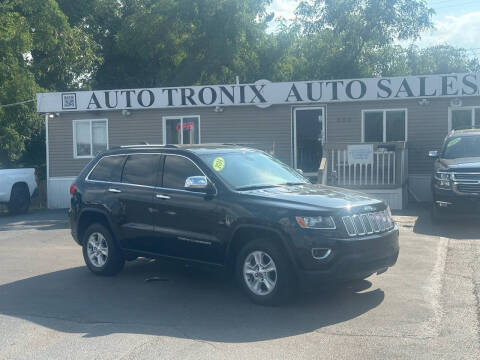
(122, 154, 161, 187)
(89, 155, 125, 182)
(199, 150, 308, 190)
(442, 135, 480, 159)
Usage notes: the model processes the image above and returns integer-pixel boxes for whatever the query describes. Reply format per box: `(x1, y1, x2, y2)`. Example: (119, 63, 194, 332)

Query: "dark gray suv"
(429, 129, 480, 220)
(69, 144, 399, 305)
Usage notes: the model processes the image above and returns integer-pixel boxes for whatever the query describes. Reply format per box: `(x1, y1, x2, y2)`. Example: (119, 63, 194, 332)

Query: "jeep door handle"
(155, 194, 171, 200)
(108, 188, 122, 193)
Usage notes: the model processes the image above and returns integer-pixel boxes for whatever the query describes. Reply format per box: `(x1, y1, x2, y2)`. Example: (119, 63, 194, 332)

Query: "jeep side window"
(163, 155, 203, 190)
(89, 155, 126, 182)
(122, 154, 161, 187)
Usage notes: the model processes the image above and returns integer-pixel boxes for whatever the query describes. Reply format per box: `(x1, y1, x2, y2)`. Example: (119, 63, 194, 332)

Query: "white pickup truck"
(0, 168, 38, 215)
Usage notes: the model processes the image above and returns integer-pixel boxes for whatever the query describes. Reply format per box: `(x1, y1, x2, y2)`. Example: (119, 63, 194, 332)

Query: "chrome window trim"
(85, 153, 127, 183)
(162, 153, 215, 194)
(85, 152, 216, 195)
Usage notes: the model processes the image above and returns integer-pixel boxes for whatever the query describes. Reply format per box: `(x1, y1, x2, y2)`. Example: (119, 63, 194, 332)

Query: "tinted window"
(451, 109, 472, 130)
(386, 111, 405, 141)
(364, 111, 383, 142)
(89, 155, 125, 182)
(122, 154, 161, 186)
(199, 151, 308, 190)
(163, 155, 203, 189)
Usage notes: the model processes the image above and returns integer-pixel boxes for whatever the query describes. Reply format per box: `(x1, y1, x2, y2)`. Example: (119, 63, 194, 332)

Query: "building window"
(163, 116, 200, 145)
(450, 107, 480, 131)
(73, 119, 108, 158)
(362, 109, 407, 142)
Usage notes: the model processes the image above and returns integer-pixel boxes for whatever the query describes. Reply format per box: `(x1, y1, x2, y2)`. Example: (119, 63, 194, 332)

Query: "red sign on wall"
(176, 121, 195, 131)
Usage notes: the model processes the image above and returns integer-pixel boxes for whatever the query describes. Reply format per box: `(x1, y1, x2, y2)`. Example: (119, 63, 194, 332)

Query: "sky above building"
(268, 0, 480, 57)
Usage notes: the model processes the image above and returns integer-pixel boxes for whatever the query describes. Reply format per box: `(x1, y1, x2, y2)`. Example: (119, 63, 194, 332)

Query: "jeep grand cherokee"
(69, 144, 399, 305)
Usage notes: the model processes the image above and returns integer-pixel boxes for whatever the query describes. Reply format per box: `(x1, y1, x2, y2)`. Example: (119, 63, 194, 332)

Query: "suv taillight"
(69, 184, 77, 196)
(34, 169, 39, 185)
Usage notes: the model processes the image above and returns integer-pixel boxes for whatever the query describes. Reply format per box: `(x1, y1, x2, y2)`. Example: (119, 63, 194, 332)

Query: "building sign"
(36, 73, 480, 113)
(348, 144, 374, 164)
(176, 121, 195, 131)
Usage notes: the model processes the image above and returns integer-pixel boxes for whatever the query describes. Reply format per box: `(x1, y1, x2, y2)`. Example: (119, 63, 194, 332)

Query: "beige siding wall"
(48, 97, 480, 178)
(326, 96, 480, 175)
(48, 105, 292, 177)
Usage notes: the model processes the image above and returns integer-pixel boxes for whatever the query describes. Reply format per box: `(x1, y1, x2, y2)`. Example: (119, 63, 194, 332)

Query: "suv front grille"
(453, 173, 480, 181)
(456, 183, 480, 194)
(342, 210, 394, 237)
(452, 172, 480, 194)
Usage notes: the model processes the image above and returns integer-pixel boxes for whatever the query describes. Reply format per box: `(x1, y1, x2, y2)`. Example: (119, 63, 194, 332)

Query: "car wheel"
(236, 238, 295, 306)
(8, 183, 30, 215)
(82, 223, 125, 276)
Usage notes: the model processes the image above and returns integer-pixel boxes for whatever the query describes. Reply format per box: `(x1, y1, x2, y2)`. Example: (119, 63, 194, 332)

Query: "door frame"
(291, 106, 327, 171)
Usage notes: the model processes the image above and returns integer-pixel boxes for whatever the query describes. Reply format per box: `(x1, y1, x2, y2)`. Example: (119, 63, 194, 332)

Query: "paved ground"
(0, 207, 479, 359)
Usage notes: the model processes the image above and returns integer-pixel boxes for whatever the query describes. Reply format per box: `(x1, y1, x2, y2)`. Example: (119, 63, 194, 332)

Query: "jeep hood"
(437, 158, 480, 171)
(242, 183, 385, 211)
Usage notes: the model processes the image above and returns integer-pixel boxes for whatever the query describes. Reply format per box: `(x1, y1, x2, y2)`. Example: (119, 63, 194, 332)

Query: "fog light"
(436, 201, 452, 208)
(312, 248, 331, 260)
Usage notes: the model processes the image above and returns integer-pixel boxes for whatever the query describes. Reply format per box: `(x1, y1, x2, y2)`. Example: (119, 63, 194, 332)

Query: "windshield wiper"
(278, 182, 307, 186)
(235, 184, 280, 191)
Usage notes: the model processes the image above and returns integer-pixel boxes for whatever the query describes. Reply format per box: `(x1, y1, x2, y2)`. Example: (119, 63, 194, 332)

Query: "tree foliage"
(1, 0, 479, 168)
(0, 0, 100, 166)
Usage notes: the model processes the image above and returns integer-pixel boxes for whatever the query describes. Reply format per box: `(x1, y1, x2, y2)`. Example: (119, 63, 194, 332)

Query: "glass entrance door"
(293, 107, 325, 173)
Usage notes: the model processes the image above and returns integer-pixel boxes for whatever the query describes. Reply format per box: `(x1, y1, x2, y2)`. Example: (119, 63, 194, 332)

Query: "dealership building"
(36, 73, 480, 209)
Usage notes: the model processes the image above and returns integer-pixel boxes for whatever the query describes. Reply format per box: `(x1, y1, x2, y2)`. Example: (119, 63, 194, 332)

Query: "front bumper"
(433, 186, 480, 212)
(294, 227, 399, 288)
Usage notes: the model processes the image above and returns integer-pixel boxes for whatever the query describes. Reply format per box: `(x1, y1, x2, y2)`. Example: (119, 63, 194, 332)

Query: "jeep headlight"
(295, 216, 336, 229)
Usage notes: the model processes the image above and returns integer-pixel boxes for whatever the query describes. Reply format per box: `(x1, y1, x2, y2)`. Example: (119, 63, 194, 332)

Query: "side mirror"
(296, 168, 304, 175)
(428, 150, 439, 158)
(185, 176, 215, 194)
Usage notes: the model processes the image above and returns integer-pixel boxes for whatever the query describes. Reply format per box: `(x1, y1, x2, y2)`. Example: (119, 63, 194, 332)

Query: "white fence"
(329, 149, 397, 186)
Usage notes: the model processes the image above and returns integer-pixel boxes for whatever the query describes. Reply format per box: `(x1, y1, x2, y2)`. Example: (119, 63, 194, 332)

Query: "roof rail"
(221, 143, 253, 147)
(119, 144, 178, 148)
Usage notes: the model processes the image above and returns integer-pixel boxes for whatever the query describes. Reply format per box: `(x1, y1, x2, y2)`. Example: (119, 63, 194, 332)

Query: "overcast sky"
(268, 0, 480, 56)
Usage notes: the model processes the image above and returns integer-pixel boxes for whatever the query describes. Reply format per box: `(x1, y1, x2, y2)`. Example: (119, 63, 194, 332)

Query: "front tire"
(236, 238, 295, 306)
(8, 184, 30, 215)
(82, 223, 125, 276)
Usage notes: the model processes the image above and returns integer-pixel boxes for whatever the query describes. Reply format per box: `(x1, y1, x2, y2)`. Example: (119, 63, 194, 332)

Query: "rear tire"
(236, 238, 295, 306)
(8, 183, 30, 215)
(82, 223, 125, 276)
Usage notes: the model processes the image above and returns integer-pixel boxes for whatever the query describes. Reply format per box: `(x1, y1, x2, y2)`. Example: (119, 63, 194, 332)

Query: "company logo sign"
(36, 73, 480, 113)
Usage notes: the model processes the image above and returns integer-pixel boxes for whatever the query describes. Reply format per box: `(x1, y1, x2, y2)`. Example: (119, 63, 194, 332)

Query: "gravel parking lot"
(0, 207, 479, 359)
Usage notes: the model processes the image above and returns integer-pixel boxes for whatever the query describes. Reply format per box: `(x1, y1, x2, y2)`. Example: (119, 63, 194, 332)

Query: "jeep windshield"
(199, 150, 309, 190)
(442, 135, 480, 159)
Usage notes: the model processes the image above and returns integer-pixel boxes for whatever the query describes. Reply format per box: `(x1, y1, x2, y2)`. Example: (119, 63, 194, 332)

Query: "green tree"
(57, 0, 273, 88)
(282, 0, 434, 79)
(405, 45, 480, 75)
(0, 0, 100, 166)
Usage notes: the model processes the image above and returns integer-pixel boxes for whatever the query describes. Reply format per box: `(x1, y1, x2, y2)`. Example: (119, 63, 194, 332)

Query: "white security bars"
(330, 148, 397, 186)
